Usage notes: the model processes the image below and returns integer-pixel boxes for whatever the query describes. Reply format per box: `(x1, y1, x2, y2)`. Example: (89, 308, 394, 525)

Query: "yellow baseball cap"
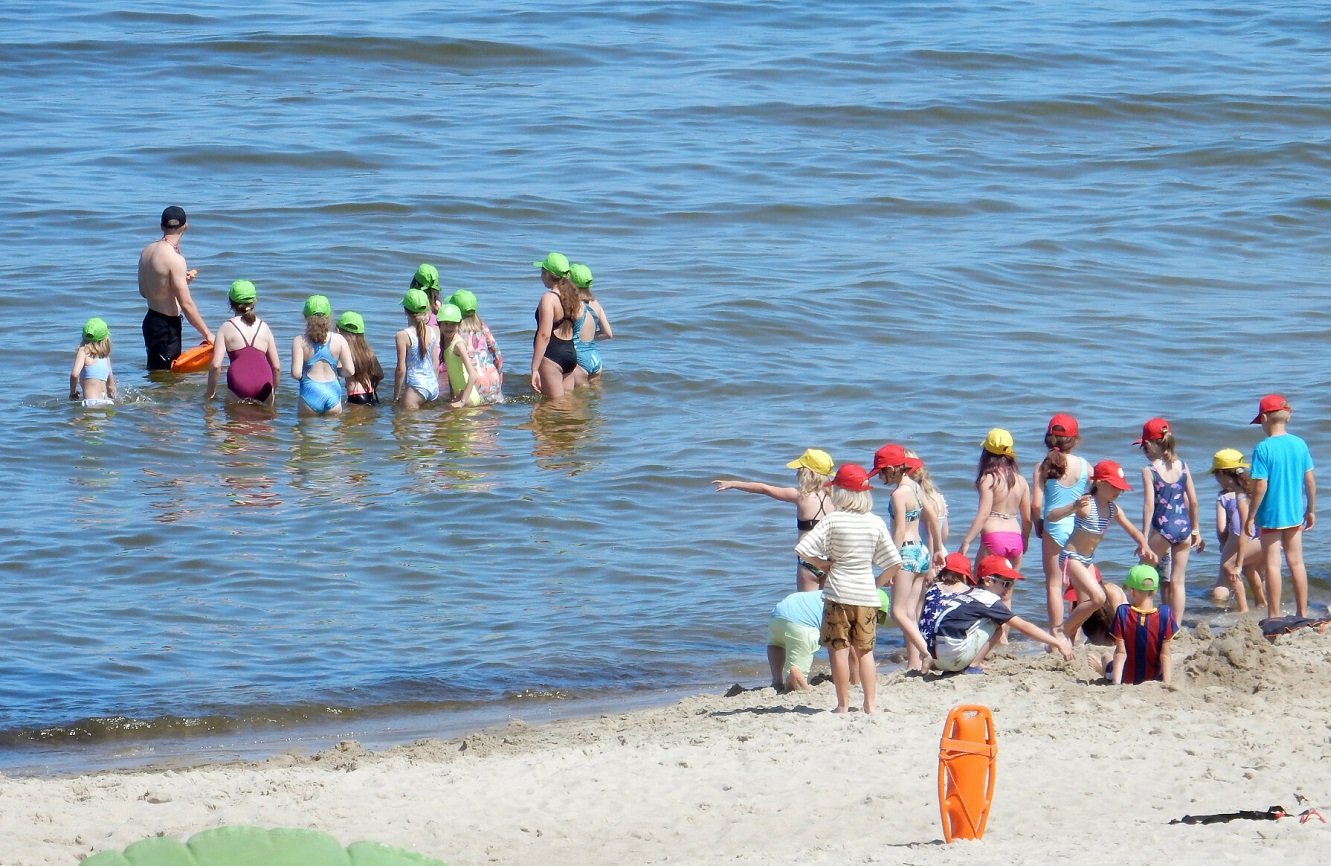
(983, 428, 1015, 457)
(1210, 448, 1250, 472)
(786, 448, 834, 475)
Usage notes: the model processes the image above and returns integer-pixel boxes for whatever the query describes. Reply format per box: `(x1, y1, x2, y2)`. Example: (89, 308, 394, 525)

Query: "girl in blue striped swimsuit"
(1046, 459, 1155, 642)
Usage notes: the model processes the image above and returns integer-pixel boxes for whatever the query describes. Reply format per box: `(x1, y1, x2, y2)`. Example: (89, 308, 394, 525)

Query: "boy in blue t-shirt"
(1110, 564, 1179, 685)
(1245, 394, 1317, 618)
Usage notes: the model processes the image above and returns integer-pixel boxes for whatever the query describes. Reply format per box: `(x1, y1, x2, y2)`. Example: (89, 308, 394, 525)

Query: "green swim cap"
(303, 295, 331, 318)
(877, 588, 891, 615)
(1125, 564, 1160, 592)
(402, 288, 429, 314)
(438, 303, 462, 324)
(569, 263, 593, 289)
(448, 289, 478, 315)
(411, 263, 439, 290)
(532, 251, 571, 277)
(228, 279, 257, 304)
(82, 316, 109, 343)
(337, 311, 365, 334)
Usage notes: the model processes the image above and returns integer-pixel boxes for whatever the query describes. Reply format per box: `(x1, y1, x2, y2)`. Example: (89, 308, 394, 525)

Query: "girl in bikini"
(870, 442, 944, 671)
(1136, 417, 1204, 625)
(392, 289, 440, 410)
(291, 295, 354, 418)
(569, 262, 614, 388)
(529, 251, 581, 399)
(69, 317, 117, 407)
(712, 448, 835, 592)
(1210, 448, 1266, 612)
(959, 428, 1032, 575)
(337, 311, 383, 406)
(1046, 460, 1155, 642)
(206, 280, 280, 406)
(906, 449, 949, 552)
(1031, 413, 1090, 635)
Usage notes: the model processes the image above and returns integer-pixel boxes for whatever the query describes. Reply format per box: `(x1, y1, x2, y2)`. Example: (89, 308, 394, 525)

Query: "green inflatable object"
(81, 825, 447, 866)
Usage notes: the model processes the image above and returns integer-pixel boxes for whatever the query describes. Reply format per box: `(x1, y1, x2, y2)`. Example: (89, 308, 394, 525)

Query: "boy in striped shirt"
(1110, 564, 1179, 685)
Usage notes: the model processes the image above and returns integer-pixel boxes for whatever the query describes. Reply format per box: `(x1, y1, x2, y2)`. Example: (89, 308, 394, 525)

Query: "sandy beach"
(5, 620, 1329, 865)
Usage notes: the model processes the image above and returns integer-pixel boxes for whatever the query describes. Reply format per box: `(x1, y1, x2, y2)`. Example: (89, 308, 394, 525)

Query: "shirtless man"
(139, 205, 212, 369)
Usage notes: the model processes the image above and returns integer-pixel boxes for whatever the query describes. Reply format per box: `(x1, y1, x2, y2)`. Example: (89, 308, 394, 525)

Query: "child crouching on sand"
(794, 464, 902, 714)
(766, 589, 824, 692)
(923, 556, 1072, 673)
(1108, 564, 1178, 685)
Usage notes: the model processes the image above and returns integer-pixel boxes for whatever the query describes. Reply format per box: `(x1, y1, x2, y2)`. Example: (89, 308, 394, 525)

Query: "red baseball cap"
(976, 555, 1024, 583)
(828, 463, 872, 492)
(1092, 459, 1132, 491)
(1047, 413, 1079, 437)
(1251, 394, 1291, 424)
(904, 454, 925, 471)
(868, 444, 909, 475)
(940, 552, 973, 580)
(1133, 417, 1170, 445)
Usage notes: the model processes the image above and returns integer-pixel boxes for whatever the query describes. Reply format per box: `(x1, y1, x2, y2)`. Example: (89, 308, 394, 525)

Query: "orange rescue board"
(171, 341, 213, 373)
(938, 704, 997, 842)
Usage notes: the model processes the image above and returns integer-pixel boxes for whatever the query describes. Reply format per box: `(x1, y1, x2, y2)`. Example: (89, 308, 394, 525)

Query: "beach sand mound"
(1184, 618, 1301, 691)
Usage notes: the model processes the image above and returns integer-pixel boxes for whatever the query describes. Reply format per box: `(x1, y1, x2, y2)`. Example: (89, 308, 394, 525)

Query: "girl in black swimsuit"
(529, 251, 581, 398)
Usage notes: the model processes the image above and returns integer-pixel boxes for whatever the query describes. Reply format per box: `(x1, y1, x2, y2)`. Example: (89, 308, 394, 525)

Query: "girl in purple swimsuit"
(1209, 448, 1266, 612)
(206, 280, 280, 405)
(1135, 417, 1204, 625)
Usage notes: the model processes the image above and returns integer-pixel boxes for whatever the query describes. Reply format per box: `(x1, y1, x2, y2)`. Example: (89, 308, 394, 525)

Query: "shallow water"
(2, 0, 1329, 773)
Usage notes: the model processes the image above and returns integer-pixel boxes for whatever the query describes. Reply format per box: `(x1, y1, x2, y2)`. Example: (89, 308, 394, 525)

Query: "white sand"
(5, 620, 1329, 865)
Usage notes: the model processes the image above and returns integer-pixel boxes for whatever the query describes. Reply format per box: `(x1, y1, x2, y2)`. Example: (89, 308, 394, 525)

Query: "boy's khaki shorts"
(820, 600, 877, 651)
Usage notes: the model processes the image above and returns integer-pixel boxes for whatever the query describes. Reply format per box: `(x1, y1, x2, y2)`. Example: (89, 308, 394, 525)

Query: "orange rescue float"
(938, 704, 997, 842)
(171, 341, 213, 373)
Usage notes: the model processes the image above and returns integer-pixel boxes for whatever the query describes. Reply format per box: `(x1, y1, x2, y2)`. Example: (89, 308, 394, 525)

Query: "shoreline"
(5, 620, 1330, 865)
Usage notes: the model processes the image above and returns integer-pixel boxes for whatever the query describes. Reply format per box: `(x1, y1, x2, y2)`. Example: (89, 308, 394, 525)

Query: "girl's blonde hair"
(797, 466, 833, 495)
(905, 450, 940, 500)
(1142, 432, 1179, 463)
(459, 311, 483, 334)
(831, 486, 873, 514)
(305, 313, 330, 345)
(83, 336, 112, 359)
(405, 310, 429, 360)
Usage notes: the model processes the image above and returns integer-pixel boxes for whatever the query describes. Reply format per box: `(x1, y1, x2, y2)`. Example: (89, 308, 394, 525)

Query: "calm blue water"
(2, 1, 1329, 772)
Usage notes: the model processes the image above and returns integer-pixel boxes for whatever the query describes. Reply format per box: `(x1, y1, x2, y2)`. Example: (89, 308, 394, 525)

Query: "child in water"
(569, 262, 613, 388)
(869, 443, 943, 672)
(1031, 413, 1091, 636)
(713, 448, 835, 592)
(392, 289, 440, 410)
(1210, 448, 1265, 612)
(447, 289, 504, 404)
(437, 302, 482, 408)
(291, 295, 355, 417)
(337, 311, 383, 406)
(1135, 417, 1204, 625)
(206, 279, 280, 405)
(69, 317, 117, 407)
(959, 428, 1032, 570)
(1046, 460, 1156, 642)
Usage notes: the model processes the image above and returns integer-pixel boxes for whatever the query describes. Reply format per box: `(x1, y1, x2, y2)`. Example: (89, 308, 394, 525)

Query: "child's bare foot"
(862, 704, 875, 714)
(831, 705, 850, 715)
